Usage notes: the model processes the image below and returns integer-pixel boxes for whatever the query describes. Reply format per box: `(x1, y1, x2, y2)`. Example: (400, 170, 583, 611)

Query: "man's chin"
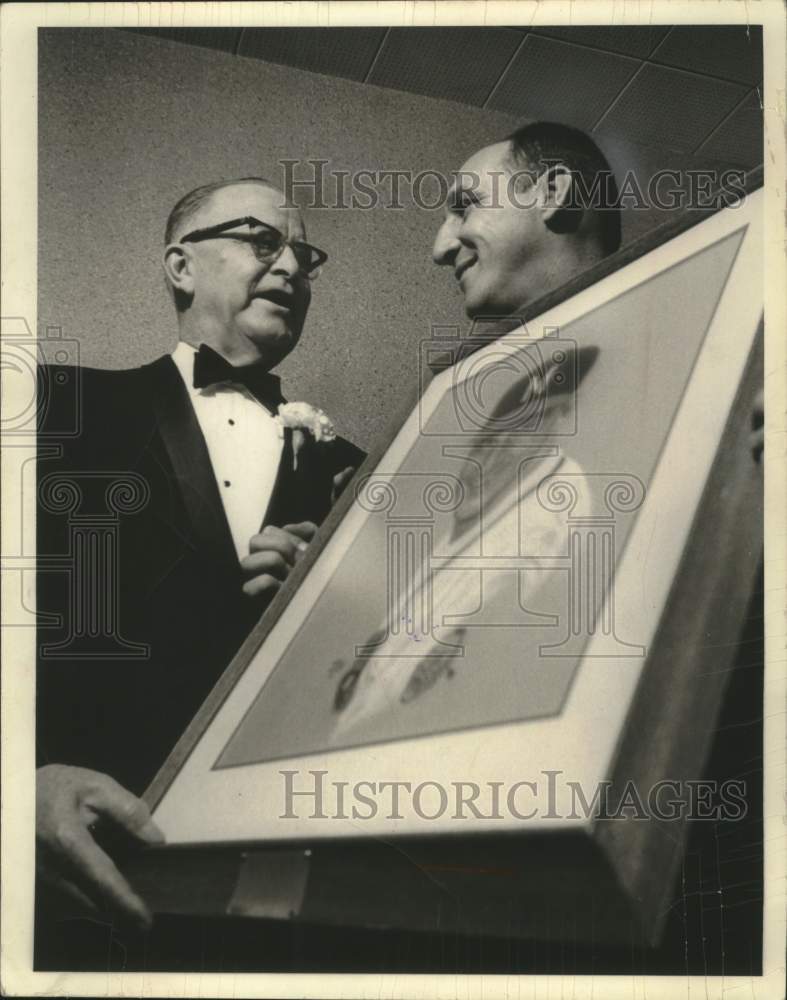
(242, 326, 301, 366)
(463, 291, 504, 321)
(463, 301, 521, 332)
(464, 298, 491, 322)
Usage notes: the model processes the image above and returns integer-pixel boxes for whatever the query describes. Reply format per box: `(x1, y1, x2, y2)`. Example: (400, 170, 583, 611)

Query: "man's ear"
(537, 165, 574, 222)
(162, 244, 196, 301)
(538, 165, 584, 236)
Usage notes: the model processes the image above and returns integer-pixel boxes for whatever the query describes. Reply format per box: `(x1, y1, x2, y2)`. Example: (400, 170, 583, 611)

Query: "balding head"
(165, 177, 286, 245)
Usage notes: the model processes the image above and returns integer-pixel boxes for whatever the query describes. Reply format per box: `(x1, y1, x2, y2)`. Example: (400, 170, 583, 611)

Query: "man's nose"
(432, 217, 461, 266)
(271, 243, 300, 278)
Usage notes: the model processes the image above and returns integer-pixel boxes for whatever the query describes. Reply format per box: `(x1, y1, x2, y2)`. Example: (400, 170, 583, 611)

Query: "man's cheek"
(297, 292, 311, 323)
(466, 270, 489, 306)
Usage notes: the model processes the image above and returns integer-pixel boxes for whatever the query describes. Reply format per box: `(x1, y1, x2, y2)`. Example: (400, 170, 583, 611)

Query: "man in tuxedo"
(35, 178, 364, 936)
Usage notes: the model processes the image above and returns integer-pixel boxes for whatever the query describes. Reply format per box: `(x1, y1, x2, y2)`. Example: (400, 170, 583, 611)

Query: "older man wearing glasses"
(35, 178, 364, 943)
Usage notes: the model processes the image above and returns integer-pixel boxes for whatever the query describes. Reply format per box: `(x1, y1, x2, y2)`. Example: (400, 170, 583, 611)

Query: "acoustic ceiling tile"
(367, 27, 524, 106)
(596, 63, 749, 153)
(650, 25, 763, 87)
(695, 91, 764, 167)
(237, 27, 387, 82)
(532, 25, 670, 59)
(487, 34, 640, 130)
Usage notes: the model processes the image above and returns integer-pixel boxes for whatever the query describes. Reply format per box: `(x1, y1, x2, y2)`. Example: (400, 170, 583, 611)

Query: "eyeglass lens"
(249, 229, 319, 274)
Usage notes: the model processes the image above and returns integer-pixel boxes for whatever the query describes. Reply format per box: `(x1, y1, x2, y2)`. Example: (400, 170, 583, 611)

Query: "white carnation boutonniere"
(276, 402, 336, 470)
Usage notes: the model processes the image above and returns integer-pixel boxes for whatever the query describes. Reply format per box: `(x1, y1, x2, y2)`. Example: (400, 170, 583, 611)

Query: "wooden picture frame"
(126, 173, 764, 947)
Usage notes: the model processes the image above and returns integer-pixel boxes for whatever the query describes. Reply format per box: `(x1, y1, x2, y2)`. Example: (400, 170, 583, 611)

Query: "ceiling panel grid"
(123, 26, 764, 168)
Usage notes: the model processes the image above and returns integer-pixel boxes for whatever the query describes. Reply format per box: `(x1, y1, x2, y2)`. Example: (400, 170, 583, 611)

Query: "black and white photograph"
(1, 2, 785, 996)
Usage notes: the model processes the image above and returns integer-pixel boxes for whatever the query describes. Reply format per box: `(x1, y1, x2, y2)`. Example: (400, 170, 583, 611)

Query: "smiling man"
(35, 178, 363, 944)
(427, 123, 764, 978)
(433, 121, 621, 321)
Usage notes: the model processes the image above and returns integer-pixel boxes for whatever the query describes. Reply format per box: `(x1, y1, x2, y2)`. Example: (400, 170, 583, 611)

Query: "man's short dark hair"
(505, 122, 622, 256)
(165, 176, 281, 245)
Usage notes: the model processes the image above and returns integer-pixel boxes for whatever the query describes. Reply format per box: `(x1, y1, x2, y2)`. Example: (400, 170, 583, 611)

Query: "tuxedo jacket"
(36, 355, 365, 796)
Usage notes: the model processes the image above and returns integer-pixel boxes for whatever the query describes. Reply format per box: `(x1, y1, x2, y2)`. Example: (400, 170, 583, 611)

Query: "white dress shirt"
(171, 342, 284, 561)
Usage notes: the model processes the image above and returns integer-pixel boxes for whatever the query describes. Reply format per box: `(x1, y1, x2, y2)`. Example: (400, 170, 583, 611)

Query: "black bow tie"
(192, 344, 285, 413)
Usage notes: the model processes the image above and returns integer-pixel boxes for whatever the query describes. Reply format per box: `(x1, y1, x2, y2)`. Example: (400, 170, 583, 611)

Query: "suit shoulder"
(38, 361, 151, 384)
(36, 359, 168, 441)
(38, 357, 173, 398)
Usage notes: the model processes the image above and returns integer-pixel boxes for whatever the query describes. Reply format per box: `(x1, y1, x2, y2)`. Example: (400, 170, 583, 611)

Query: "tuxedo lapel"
(260, 427, 299, 530)
(144, 355, 237, 570)
(261, 429, 334, 530)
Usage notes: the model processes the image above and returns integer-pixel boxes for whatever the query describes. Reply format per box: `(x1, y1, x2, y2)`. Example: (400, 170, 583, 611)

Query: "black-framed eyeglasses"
(180, 216, 328, 278)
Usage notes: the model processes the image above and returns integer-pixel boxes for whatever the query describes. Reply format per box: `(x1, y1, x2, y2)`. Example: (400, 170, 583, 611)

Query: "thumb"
(89, 776, 165, 845)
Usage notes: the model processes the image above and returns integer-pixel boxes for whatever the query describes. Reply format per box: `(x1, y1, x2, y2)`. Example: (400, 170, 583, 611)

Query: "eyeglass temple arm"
(181, 217, 267, 243)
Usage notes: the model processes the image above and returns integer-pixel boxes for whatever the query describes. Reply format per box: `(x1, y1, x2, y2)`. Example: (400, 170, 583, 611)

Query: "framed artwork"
(135, 180, 762, 942)
(1, 3, 781, 994)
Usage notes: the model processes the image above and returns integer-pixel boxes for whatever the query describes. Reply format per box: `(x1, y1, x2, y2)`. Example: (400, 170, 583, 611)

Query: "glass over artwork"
(214, 227, 747, 769)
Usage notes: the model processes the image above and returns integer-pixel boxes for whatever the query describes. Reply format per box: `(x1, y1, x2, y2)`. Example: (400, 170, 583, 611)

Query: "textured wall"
(38, 29, 520, 450)
(38, 29, 711, 450)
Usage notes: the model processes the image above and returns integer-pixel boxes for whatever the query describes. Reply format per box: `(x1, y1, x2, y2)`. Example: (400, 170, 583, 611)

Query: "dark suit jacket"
(36, 354, 364, 796)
